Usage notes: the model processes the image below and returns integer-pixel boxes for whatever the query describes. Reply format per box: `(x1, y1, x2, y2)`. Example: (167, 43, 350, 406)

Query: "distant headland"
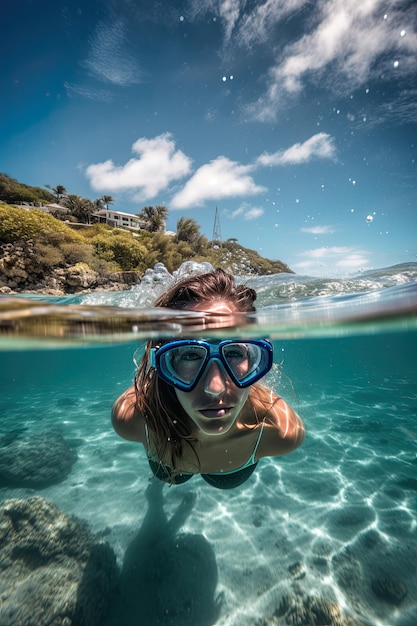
(0, 173, 292, 295)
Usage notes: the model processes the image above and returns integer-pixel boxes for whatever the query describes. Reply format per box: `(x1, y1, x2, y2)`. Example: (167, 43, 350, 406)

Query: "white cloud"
(293, 245, 370, 275)
(64, 82, 113, 103)
(85, 133, 192, 200)
(245, 0, 417, 121)
(230, 204, 264, 220)
(170, 157, 266, 209)
(190, 0, 307, 47)
(237, 0, 307, 47)
(219, 0, 243, 43)
(189, 0, 417, 123)
(244, 207, 264, 220)
(256, 133, 336, 166)
(85, 130, 335, 207)
(301, 225, 335, 234)
(188, 0, 245, 43)
(83, 18, 145, 86)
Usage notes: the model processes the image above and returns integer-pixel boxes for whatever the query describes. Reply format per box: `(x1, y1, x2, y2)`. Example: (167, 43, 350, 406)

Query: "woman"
(112, 268, 305, 489)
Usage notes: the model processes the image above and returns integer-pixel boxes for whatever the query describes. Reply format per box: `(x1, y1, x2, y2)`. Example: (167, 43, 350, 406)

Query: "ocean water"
(1, 262, 417, 626)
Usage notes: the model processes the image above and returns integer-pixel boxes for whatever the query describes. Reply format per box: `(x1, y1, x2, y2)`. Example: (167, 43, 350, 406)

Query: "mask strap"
(133, 345, 157, 372)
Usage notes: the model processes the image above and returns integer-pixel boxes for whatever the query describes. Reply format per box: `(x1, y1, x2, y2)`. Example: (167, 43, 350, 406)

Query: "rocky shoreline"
(0, 241, 141, 296)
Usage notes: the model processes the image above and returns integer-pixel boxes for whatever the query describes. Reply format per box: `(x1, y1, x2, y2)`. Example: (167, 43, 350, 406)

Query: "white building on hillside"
(92, 209, 144, 230)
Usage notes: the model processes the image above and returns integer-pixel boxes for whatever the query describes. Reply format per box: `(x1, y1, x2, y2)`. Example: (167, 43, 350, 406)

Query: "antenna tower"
(212, 206, 222, 247)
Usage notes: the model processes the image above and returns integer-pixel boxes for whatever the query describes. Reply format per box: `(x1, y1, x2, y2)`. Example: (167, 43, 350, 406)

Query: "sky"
(1, 0, 416, 276)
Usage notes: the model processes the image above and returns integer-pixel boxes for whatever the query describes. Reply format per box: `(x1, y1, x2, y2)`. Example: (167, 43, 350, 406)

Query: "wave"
(1, 262, 416, 347)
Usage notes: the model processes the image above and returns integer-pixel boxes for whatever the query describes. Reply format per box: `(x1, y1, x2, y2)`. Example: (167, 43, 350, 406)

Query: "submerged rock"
(371, 574, 408, 605)
(256, 594, 366, 626)
(0, 427, 77, 488)
(288, 561, 306, 580)
(286, 596, 367, 626)
(0, 496, 118, 626)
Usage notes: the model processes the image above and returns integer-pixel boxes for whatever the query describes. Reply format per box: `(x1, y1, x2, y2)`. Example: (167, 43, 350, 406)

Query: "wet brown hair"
(153, 267, 257, 311)
(134, 268, 261, 474)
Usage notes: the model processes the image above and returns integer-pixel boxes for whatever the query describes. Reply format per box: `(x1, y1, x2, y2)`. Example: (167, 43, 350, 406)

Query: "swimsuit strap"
(144, 422, 153, 459)
(247, 420, 265, 465)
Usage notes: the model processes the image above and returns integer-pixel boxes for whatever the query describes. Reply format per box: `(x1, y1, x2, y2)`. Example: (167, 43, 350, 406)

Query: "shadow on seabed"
(104, 480, 221, 626)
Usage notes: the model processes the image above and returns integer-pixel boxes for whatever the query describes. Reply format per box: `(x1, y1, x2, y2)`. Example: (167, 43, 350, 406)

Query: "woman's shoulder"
(250, 386, 305, 457)
(111, 385, 146, 443)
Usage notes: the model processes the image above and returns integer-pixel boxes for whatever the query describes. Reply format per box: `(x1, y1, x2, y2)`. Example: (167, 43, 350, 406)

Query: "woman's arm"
(256, 392, 305, 458)
(111, 385, 146, 443)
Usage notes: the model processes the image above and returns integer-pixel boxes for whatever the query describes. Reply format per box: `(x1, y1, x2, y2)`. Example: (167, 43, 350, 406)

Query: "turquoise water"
(1, 263, 417, 625)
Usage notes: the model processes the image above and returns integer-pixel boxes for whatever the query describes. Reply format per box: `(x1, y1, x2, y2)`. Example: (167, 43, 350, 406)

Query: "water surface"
(0, 263, 416, 626)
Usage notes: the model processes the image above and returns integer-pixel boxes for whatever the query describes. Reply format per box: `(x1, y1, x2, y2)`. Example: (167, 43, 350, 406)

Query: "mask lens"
(222, 342, 263, 382)
(161, 345, 208, 386)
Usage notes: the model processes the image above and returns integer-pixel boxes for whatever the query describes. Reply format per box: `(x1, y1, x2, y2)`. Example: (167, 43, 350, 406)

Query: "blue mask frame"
(150, 339, 273, 391)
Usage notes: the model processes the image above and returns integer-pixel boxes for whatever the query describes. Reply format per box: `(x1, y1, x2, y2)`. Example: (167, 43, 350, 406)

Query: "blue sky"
(1, 0, 416, 276)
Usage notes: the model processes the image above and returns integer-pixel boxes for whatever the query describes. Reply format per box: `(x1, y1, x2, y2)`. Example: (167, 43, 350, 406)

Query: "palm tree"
(174, 217, 201, 244)
(100, 195, 114, 210)
(64, 194, 95, 224)
(45, 184, 67, 202)
(174, 217, 208, 253)
(136, 205, 168, 232)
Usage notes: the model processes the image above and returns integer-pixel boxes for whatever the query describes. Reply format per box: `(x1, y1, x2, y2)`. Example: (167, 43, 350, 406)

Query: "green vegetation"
(0, 174, 54, 205)
(0, 204, 84, 243)
(0, 202, 291, 277)
(0, 173, 292, 291)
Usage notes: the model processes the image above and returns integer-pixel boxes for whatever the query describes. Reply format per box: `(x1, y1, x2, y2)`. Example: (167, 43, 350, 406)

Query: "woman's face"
(174, 300, 250, 437)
